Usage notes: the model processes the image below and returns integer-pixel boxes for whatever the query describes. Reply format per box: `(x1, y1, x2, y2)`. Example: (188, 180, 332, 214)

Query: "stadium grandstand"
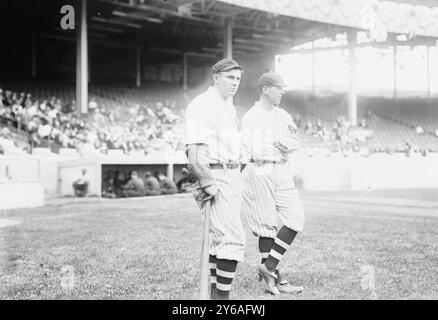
(1, 0, 438, 207)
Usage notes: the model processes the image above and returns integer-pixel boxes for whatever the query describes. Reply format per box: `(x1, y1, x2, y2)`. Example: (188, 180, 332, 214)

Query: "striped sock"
(258, 237, 274, 265)
(209, 255, 217, 300)
(265, 226, 297, 272)
(216, 259, 238, 300)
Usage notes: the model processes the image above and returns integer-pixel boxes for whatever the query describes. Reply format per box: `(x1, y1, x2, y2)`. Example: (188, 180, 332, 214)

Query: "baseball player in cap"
(185, 58, 245, 300)
(240, 71, 305, 296)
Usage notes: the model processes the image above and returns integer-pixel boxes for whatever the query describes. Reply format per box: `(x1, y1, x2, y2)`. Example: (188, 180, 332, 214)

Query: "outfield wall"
(3, 150, 438, 204)
(291, 152, 438, 191)
(55, 151, 438, 196)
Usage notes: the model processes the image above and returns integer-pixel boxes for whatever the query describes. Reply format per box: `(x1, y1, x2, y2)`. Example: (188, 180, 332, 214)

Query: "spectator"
(102, 171, 116, 198)
(293, 114, 302, 128)
(144, 171, 161, 196)
(158, 172, 178, 195)
(39, 99, 48, 113)
(315, 119, 324, 139)
(415, 125, 424, 135)
(332, 121, 341, 141)
(404, 141, 412, 157)
(315, 119, 323, 131)
(102, 178, 117, 198)
(113, 170, 126, 197)
(304, 120, 313, 134)
(88, 97, 98, 113)
(72, 169, 89, 197)
(352, 142, 360, 153)
(122, 171, 146, 197)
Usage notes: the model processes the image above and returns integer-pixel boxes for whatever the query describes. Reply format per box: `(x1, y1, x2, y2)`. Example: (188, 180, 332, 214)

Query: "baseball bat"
(199, 200, 211, 300)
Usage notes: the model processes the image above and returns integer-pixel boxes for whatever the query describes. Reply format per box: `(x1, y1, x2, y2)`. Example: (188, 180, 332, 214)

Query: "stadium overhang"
(93, 0, 350, 59)
(218, 0, 438, 38)
(87, 0, 438, 61)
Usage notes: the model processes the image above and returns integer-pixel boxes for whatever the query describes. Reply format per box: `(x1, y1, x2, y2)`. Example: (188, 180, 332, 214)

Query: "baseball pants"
(208, 167, 246, 262)
(241, 162, 305, 238)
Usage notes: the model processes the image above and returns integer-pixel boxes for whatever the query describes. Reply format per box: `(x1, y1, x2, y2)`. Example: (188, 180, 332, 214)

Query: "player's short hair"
(257, 72, 287, 93)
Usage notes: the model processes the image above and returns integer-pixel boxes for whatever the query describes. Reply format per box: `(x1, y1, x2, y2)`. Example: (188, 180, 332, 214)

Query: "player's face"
(265, 85, 285, 106)
(213, 69, 242, 99)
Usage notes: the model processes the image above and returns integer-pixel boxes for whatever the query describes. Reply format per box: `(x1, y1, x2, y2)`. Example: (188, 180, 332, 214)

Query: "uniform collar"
(254, 100, 275, 112)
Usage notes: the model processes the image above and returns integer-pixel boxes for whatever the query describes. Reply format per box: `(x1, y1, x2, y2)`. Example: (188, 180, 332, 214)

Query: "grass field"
(1, 189, 437, 300)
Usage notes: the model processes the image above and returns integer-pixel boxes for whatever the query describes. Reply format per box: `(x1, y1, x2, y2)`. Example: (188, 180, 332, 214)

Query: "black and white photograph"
(0, 0, 437, 305)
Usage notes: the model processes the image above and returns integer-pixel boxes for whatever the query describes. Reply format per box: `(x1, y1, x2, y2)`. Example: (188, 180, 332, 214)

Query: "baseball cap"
(212, 58, 242, 74)
(257, 72, 287, 91)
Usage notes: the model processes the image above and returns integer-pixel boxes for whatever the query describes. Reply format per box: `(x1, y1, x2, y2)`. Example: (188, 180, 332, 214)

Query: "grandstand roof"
(1, 0, 437, 65)
(0, 0, 352, 62)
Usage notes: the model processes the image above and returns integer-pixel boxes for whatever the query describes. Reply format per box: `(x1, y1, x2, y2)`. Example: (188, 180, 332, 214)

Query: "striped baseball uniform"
(185, 86, 246, 262)
(240, 101, 305, 238)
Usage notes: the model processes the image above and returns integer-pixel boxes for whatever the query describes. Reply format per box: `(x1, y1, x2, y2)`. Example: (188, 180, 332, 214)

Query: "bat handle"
(199, 200, 211, 300)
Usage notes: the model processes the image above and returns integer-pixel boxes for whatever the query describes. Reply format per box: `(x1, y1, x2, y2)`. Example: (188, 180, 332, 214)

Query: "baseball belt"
(249, 159, 286, 165)
(209, 162, 240, 170)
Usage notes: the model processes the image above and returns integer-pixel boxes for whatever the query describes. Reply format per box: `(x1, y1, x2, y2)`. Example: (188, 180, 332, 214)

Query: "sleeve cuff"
(198, 176, 215, 188)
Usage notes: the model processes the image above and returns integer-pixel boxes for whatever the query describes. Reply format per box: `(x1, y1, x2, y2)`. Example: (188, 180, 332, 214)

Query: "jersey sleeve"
(185, 95, 216, 188)
(277, 109, 300, 152)
(185, 96, 215, 146)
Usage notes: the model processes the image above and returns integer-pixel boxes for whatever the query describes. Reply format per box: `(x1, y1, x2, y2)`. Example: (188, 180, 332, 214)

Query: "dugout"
(57, 151, 188, 197)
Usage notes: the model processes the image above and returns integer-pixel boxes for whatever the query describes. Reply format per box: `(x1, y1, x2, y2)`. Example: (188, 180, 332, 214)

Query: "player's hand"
(274, 141, 288, 153)
(203, 184, 218, 202)
(181, 167, 197, 183)
(273, 142, 289, 162)
(287, 123, 298, 135)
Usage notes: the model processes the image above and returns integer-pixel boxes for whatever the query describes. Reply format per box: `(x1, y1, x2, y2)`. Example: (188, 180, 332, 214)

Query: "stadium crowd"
(293, 109, 437, 157)
(293, 113, 374, 156)
(1, 85, 437, 160)
(0, 86, 185, 155)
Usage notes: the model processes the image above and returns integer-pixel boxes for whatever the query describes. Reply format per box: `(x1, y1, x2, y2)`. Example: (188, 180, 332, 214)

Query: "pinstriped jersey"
(185, 86, 240, 164)
(240, 102, 300, 163)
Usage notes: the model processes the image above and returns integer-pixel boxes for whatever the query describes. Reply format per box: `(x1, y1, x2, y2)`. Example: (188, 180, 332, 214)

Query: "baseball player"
(240, 72, 305, 296)
(144, 171, 161, 196)
(157, 172, 178, 195)
(123, 171, 146, 197)
(185, 58, 245, 300)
